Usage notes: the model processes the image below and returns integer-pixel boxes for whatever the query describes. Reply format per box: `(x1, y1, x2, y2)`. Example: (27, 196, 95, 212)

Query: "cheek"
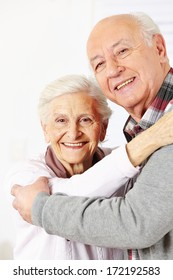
(96, 74, 106, 90)
(96, 74, 113, 100)
(89, 126, 102, 143)
(139, 67, 156, 90)
(48, 129, 63, 144)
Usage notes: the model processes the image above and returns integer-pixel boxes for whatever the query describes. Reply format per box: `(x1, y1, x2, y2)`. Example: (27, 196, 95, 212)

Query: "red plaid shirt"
(123, 67, 173, 260)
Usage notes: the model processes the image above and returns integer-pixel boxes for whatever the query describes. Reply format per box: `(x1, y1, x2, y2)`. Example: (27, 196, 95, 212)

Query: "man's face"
(87, 15, 168, 120)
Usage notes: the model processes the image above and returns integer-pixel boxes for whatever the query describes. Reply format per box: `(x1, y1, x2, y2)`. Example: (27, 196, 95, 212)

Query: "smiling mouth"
(63, 142, 87, 147)
(115, 78, 135, 90)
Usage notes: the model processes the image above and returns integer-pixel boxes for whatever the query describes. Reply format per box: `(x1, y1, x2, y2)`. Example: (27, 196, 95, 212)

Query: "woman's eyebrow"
(53, 113, 67, 117)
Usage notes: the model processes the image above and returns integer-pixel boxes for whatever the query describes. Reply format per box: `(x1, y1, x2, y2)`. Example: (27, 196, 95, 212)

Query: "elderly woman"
(9, 74, 173, 260)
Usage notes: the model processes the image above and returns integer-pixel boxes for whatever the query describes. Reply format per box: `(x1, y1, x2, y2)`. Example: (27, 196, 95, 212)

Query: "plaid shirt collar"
(124, 67, 173, 141)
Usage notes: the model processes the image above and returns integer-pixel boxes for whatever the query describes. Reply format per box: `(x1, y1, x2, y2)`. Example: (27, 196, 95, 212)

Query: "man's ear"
(100, 121, 108, 142)
(41, 122, 50, 143)
(154, 34, 168, 63)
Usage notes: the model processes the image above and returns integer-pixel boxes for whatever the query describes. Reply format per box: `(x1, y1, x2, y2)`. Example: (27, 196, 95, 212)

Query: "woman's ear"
(41, 122, 50, 143)
(100, 121, 108, 142)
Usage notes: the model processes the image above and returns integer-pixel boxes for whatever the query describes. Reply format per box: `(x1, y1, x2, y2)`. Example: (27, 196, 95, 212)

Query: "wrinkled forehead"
(87, 15, 140, 59)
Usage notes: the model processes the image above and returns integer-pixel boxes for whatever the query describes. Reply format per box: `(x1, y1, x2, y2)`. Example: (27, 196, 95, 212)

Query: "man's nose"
(106, 58, 125, 78)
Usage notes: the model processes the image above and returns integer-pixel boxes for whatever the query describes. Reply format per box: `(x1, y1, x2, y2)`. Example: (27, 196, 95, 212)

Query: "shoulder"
(10, 153, 47, 173)
(147, 144, 173, 164)
(99, 147, 115, 156)
(138, 144, 173, 185)
(6, 153, 52, 187)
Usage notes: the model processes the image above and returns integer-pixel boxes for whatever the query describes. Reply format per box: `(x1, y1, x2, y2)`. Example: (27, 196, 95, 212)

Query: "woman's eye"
(55, 118, 66, 124)
(80, 117, 93, 126)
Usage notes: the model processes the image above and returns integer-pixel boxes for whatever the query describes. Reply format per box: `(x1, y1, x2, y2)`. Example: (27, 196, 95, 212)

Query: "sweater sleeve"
(32, 144, 173, 249)
(50, 145, 140, 197)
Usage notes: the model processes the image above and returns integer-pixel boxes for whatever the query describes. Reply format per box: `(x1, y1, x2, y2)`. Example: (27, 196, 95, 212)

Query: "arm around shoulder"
(31, 145, 173, 249)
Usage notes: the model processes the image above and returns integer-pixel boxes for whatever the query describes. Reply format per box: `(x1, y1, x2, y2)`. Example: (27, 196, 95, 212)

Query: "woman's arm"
(50, 145, 139, 197)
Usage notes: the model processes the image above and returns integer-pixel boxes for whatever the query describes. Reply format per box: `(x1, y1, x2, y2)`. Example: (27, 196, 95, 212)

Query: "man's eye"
(95, 61, 104, 72)
(120, 48, 128, 53)
(117, 48, 130, 58)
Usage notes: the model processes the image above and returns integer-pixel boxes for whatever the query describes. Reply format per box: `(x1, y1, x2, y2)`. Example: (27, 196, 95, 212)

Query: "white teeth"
(116, 78, 134, 90)
(64, 143, 83, 147)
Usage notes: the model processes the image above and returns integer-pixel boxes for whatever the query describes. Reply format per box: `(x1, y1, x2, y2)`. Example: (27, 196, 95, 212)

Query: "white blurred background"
(0, 0, 173, 259)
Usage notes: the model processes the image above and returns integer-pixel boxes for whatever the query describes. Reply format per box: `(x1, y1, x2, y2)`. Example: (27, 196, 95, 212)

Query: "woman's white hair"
(38, 74, 112, 124)
(129, 12, 161, 46)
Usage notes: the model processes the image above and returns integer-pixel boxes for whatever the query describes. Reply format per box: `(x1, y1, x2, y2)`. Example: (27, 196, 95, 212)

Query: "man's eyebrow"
(110, 39, 129, 49)
(90, 39, 129, 63)
(90, 55, 103, 63)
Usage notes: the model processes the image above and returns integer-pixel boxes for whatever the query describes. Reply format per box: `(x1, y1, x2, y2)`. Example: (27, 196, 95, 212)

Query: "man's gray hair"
(129, 12, 161, 46)
(38, 74, 112, 124)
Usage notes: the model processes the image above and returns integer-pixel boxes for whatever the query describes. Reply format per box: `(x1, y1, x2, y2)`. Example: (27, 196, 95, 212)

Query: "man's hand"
(11, 177, 50, 224)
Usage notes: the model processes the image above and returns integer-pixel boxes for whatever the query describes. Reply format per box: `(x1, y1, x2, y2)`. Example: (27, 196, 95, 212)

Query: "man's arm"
(32, 145, 173, 249)
(12, 177, 49, 224)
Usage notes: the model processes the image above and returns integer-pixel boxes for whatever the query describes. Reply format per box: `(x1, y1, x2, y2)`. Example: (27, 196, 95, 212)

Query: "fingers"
(35, 176, 49, 185)
(11, 184, 22, 196)
(11, 177, 50, 215)
(34, 177, 50, 194)
(11, 177, 49, 196)
(12, 198, 18, 210)
(11, 185, 22, 211)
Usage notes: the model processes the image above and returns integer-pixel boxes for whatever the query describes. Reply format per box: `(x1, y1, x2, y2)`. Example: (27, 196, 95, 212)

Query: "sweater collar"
(45, 145, 105, 178)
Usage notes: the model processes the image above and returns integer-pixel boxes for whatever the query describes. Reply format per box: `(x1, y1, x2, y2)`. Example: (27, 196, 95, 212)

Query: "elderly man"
(12, 13, 173, 259)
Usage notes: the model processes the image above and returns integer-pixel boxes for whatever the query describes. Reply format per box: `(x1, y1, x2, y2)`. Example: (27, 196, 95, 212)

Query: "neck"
(127, 65, 171, 122)
(62, 160, 93, 176)
(126, 105, 148, 123)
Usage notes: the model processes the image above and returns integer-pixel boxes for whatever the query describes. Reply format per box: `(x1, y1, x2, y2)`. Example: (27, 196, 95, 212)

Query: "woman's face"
(42, 91, 107, 172)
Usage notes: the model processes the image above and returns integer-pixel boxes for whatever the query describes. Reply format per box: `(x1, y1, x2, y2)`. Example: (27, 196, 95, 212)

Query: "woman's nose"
(67, 123, 82, 140)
